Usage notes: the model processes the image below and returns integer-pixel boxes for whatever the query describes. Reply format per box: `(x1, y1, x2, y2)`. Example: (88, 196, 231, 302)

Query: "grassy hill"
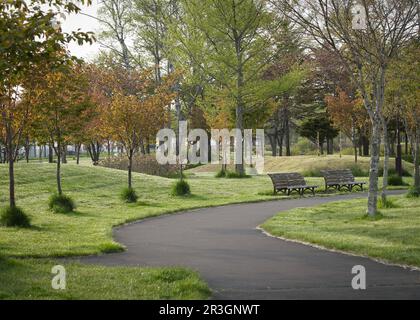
(187, 155, 414, 176)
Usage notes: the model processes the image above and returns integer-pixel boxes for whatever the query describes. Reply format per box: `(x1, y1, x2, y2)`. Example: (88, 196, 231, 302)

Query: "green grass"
(0, 160, 413, 299)
(0, 161, 280, 257)
(0, 161, 411, 258)
(261, 195, 420, 267)
(187, 155, 414, 176)
(0, 258, 210, 300)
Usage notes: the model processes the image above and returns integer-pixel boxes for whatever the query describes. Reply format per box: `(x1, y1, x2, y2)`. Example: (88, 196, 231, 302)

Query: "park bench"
(268, 173, 318, 196)
(320, 169, 366, 192)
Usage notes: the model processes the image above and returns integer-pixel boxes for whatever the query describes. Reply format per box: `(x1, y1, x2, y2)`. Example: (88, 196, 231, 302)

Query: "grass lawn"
(0, 159, 413, 299)
(187, 155, 414, 176)
(0, 160, 285, 299)
(261, 195, 420, 268)
(0, 258, 209, 300)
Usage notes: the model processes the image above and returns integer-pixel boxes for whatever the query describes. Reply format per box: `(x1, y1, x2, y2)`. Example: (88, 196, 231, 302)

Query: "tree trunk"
(414, 128, 420, 188)
(320, 143, 324, 155)
(284, 115, 291, 156)
(351, 125, 357, 163)
(235, 107, 244, 175)
(367, 118, 381, 216)
(48, 144, 53, 163)
(146, 139, 151, 154)
(24, 137, 30, 163)
(381, 118, 390, 204)
(363, 136, 370, 156)
(353, 142, 358, 163)
(6, 126, 16, 208)
(56, 142, 63, 196)
(76, 144, 81, 165)
(326, 138, 332, 155)
(62, 145, 67, 164)
(269, 134, 277, 156)
(140, 139, 146, 155)
(8, 153, 16, 207)
(87, 142, 101, 165)
(235, 38, 245, 176)
(278, 133, 283, 157)
(128, 151, 133, 189)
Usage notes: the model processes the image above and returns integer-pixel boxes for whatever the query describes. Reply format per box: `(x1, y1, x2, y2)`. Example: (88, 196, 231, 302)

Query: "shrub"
(171, 179, 191, 196)
(380, 168, 412, 177)
(402, 154, 414, 164)
(0, 206, 31, 228)
(215, 169, 227, 178)
(167, 172, 186, 179)
(225, 171, 251, 179)
(290, 137, 318, 156)
(407, 186, 420, 198)
(48, 194, 76, 213)
(341, 147, 356, 156)
(387, 175, 405, 186)
(378, 198, 399, 209)
(350, 165, 369, 177)
(99, 155, 183, 178)
(120, 187, 138, 203)
(302, 169, 322, 177)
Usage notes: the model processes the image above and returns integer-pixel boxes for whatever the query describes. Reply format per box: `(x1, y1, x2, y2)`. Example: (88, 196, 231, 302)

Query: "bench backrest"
(321, 169, 355, 184)
(268, 173, 307, 188)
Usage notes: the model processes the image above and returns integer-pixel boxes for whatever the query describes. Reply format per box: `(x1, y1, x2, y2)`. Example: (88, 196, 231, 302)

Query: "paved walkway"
(81, 191, 420, 299)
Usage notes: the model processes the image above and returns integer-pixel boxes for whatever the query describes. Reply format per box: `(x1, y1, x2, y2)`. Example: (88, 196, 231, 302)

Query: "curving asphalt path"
(81, 191, 420, 299)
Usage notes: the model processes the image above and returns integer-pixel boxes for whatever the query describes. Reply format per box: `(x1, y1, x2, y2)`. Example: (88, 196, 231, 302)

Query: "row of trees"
(272, 0, 419, 215)
(96, 0, 419, 216)
(0, 0, 177, 218)
(1, 0, 419, 221)
(0, 0, 94, 213)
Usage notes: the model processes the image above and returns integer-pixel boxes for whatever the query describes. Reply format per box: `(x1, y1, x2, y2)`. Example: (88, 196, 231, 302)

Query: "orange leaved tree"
(99, 67, 174, 201)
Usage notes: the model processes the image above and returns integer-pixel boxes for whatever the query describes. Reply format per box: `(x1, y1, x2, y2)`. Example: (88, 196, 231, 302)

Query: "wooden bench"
(320, 169, 366, 192)
(268, 173, 318, 196)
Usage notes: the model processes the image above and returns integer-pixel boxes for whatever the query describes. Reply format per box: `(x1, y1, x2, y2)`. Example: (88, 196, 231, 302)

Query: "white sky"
(61, 2, 103, 61)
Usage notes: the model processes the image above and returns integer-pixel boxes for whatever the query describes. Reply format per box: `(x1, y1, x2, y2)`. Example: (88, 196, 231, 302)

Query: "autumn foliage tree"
(99, 67, 174, 201)
(29, 60, 91, 212)
(0, 0, 93, 224)
(326, 89, 367, 163)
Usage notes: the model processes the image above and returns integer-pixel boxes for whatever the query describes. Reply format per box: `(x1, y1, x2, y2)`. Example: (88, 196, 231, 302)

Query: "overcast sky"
(61, 2, 102, 61)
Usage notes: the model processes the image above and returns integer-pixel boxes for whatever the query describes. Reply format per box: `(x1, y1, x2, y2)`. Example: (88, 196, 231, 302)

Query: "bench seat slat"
(321, 170, 366, 192)
(268, 173, 318, 196)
